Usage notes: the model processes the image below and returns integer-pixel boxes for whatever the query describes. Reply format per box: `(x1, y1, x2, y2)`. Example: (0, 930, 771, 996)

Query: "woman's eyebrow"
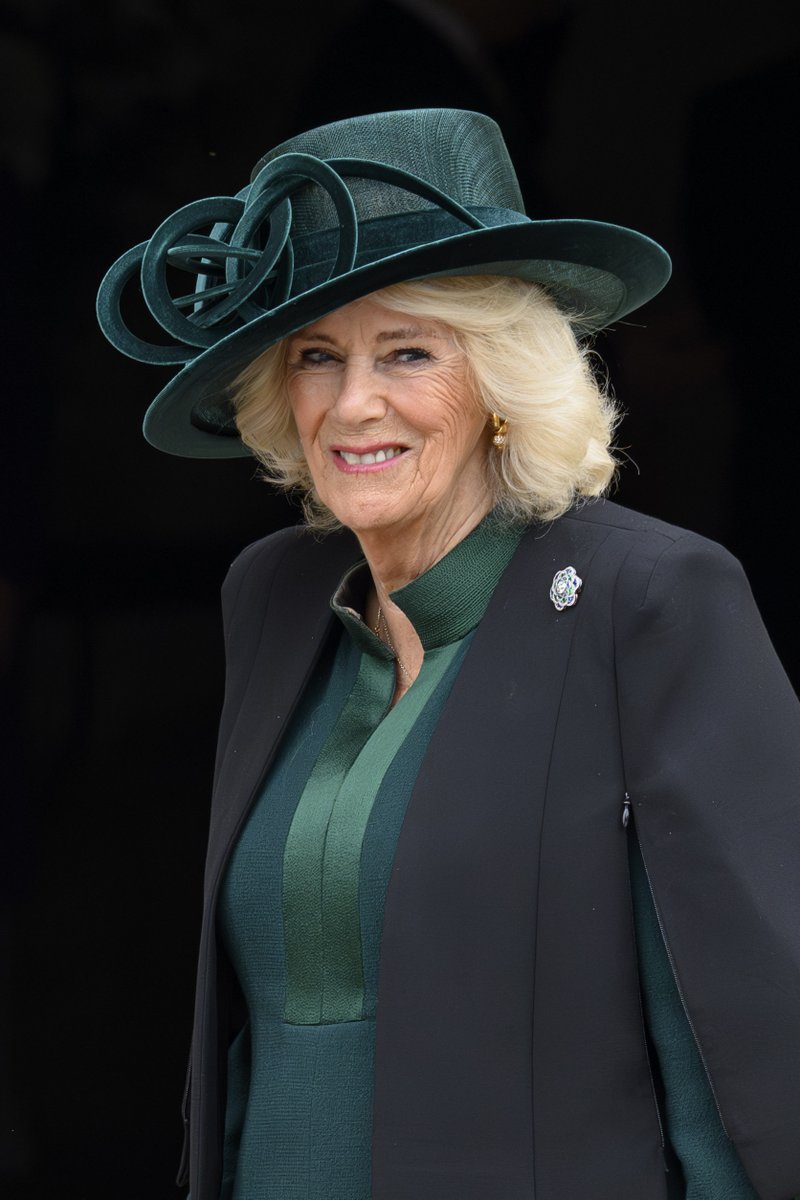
(291, 331, 338, 345)
(291, 326, 444, 345)
(376, 326, 443, 343)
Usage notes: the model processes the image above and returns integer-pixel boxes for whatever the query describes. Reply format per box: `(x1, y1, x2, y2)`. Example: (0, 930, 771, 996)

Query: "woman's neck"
(358, 496, 493, 703)
(357, 495, 493, 597)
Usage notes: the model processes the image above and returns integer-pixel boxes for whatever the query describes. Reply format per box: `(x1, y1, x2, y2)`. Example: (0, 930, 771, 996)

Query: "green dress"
(217, 514, 757, 1200)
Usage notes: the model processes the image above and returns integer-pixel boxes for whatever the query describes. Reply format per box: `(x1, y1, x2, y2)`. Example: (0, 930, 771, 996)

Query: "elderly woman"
(97, 110, 800, 1200)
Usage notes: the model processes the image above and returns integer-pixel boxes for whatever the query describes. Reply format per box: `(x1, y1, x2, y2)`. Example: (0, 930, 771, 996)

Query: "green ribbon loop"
(96, 152, 490, 365)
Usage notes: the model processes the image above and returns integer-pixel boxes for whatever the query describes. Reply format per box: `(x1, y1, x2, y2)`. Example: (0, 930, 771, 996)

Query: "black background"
(1, 1, 798, 1195)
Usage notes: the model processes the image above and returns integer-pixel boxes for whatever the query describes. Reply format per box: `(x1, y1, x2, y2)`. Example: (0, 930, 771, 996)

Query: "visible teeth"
(340, 447, 403, 465)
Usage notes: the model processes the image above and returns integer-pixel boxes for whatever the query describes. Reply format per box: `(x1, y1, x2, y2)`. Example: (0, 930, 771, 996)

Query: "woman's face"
(285, 295, 491, 544)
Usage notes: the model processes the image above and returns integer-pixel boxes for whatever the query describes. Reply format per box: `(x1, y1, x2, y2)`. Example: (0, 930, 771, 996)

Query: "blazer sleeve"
(614, 530, 800, 1200)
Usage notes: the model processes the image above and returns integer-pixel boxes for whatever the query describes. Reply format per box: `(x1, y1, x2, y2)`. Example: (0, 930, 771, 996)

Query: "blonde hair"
(231, 275, 620, 527)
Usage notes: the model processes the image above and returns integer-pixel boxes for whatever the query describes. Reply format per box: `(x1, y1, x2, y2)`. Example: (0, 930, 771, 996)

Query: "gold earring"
(490, 412, 508, 448)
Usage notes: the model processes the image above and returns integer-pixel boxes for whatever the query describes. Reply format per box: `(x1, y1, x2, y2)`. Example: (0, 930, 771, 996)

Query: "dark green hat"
(96, 108, 671, 459)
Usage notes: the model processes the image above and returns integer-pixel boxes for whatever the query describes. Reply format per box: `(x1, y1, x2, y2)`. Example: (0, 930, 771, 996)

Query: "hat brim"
(141, 218, 670, 458)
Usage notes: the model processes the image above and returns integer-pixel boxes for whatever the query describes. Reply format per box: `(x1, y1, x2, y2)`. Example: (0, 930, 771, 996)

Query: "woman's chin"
(317, 477, 416, 537)
(330, 505, 412, 540)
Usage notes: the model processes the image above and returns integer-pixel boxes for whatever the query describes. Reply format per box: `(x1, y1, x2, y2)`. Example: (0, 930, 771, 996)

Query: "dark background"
(1, 1, 798, 1195)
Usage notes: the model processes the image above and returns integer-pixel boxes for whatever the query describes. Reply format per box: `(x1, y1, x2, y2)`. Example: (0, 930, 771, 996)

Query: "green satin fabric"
(283, 639, 463, 1024)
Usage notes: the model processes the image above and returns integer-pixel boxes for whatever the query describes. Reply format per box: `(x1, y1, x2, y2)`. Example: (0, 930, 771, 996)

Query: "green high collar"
(331, 512, 526, 653)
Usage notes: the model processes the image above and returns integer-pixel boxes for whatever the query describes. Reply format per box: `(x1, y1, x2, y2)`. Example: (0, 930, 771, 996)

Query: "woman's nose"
(331, 360, 388, 422)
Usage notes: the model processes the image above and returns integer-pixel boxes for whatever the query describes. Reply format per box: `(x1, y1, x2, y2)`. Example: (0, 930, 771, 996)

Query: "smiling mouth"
(336, 446, 407, 466)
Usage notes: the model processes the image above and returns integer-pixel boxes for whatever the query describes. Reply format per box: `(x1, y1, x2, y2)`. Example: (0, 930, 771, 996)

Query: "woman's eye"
(297, 348, 336, 366)
(390, 347, 432, 364)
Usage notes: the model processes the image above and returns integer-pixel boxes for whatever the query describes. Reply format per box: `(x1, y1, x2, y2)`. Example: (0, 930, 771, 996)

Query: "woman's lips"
(332, 445, 409, 471)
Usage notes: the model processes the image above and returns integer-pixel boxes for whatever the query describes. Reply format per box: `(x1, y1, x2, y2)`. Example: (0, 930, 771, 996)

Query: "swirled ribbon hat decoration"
(96, 108, 671, 458)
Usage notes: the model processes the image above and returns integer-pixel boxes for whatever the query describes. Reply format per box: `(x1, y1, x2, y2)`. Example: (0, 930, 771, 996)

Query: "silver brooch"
(550, 566, 582, 611)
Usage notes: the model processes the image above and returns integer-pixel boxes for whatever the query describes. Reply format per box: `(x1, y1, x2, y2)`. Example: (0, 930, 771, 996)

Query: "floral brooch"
(550, 566, 583, 611)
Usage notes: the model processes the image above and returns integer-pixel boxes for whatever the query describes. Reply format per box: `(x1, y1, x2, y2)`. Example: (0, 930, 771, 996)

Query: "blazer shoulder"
(559, 499, 746, 613)
(564, 497, 708, 545)
(563, 497, 743, 560)
(224, 522, 305, 586)
(221, 523, 361, 625)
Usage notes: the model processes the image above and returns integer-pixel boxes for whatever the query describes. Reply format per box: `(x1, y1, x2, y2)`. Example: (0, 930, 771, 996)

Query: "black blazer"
(181, 500, 800, 1200)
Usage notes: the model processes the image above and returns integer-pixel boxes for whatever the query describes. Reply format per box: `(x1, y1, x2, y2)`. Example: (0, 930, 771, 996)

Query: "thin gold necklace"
(373, 606, 412, 685)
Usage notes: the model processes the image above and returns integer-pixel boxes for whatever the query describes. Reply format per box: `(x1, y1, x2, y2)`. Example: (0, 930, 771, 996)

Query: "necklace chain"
(373, 606, 412, 685)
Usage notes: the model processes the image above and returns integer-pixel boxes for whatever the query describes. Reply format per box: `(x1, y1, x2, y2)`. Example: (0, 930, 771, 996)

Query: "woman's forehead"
(291, 295, 450, 343)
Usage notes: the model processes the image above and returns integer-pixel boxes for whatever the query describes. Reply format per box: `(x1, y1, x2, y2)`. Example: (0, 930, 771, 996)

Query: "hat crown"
(251, 109, 526, 233)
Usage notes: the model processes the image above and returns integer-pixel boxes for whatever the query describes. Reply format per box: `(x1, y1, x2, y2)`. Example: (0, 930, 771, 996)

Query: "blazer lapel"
(205, 528, 361, 890)
(372, 518, 611, 1199)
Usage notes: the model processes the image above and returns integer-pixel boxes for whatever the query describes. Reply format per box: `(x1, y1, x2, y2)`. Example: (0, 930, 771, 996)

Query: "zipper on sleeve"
(621, 792, 632, 828)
